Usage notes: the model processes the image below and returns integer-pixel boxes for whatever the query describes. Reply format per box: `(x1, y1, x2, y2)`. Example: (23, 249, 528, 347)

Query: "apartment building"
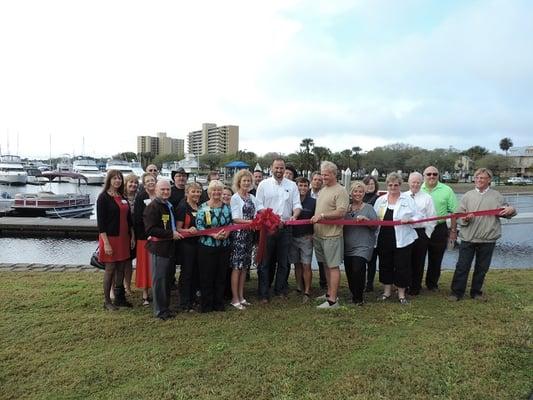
(187, 123, 239, 156)
(137, 132, 184, 156)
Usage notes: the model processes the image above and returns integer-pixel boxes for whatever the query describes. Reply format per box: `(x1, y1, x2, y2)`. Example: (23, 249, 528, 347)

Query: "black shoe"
(114, 298, 133, 308)
(364, 285, 374, 293)
(103, 302, 118, 311)
(426, 286, 438, 292)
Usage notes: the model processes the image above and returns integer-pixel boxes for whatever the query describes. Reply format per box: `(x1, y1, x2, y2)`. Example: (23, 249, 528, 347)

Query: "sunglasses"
(425, 173, 438, 177)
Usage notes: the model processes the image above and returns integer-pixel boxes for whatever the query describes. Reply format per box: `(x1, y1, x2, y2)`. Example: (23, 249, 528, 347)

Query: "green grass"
(1, 270, 532, 400)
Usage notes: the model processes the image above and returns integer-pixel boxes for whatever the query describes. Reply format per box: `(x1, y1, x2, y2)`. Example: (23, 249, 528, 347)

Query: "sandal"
(399, 297, 409, 305)
(240, 299, 251, 306)
(142, 298, 150, 306)
(377, 293, 391, 301)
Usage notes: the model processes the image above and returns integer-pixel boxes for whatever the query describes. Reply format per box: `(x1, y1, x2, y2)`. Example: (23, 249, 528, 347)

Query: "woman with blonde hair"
(229, 169, 263, 309)
(374, 172, 419, 304)
(122, 174, 139, 295)
(196, 180, 233, 312)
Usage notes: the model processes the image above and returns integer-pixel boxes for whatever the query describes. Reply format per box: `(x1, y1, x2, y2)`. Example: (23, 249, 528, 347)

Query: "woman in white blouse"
(229, 169, 264, 309)
(374, 172, 420, 304)
(405, 172, 437, 296)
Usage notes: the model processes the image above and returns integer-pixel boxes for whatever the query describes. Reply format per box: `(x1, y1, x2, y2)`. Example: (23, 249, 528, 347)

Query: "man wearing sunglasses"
(421, 166, 458, 291)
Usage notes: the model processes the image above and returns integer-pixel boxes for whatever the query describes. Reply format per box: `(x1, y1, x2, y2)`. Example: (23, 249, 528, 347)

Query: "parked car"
(507, 177, 527, 185)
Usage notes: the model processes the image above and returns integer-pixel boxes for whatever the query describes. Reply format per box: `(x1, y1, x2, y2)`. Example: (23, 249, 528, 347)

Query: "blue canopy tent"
(224, 160, 250, 181)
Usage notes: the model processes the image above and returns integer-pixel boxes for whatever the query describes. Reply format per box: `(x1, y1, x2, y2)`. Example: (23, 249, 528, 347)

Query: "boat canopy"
(41, 171, 89, 183)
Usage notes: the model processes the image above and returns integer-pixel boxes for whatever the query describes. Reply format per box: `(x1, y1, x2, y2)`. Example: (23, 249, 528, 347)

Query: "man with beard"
(255, 158, 302, 303)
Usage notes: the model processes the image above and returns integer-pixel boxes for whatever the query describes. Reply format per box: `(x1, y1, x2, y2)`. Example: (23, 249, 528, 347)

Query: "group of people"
(96, 158, 516, 320)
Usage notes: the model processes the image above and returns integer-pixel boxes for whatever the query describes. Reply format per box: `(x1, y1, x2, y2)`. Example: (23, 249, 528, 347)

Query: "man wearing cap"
(421, 166, 458, 291)
(169, 167, 188, 209)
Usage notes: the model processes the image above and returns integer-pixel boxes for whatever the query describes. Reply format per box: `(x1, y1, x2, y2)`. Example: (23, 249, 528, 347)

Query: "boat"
(70, 158, 105, 185)
(54, 156, 73, 182)
(11, 171, 93, 218)
(0, 155, 28, 185)
(105, 160, 144, 178)
(24, 166, 48, 185)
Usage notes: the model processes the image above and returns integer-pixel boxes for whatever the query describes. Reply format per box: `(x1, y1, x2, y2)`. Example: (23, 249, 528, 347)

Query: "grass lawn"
(1, 269, 531, 400)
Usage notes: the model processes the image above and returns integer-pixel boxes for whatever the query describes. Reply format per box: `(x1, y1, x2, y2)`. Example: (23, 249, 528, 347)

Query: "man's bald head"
(156, 179, 171, 199)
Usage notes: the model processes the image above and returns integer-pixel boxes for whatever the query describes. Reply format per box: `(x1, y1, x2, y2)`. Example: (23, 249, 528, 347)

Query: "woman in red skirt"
(97, 170, 135, 311)
(134, 172, 157, 305)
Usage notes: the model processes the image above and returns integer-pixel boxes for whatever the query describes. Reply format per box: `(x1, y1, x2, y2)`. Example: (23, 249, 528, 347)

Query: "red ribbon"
(149, 208, 505, 263)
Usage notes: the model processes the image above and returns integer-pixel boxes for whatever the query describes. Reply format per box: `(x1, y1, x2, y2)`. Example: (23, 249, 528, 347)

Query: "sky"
(1, 0, 532, 159)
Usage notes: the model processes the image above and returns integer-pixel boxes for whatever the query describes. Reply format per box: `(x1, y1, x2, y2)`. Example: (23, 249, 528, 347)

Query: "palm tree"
(313, 146, 331, 170)
(351, 146, 362, 170)
(499, 137, 513, 156)
(299, 138, 315, 172)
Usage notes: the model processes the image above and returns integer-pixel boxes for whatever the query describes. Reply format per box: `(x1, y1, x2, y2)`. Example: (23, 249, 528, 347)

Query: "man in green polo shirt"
(421, 166, 458, 291)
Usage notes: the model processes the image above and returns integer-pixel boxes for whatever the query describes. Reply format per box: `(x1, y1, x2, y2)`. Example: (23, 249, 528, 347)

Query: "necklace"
(351, 202, 364, 212)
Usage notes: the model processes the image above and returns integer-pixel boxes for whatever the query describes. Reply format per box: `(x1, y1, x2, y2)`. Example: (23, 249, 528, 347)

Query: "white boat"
(12, 171, 93, 218)
(105, 160, 143, 178)
(70, 159, 105, 185)
(0, 155, 28, 185)
(24, 167, 48, 185)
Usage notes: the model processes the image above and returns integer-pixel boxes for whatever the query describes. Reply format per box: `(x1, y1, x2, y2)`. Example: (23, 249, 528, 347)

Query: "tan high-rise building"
(137, 132, 184, 156)
(187, 123, 239, 156)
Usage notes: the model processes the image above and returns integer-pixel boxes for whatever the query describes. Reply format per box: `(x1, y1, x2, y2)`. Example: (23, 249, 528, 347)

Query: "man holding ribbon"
(449, 168, 516, 301)
(255, 158, 302, 303)
(422, 166, 458, 291)
(144, 180, 183, 320)
(311, 161, 349, 309)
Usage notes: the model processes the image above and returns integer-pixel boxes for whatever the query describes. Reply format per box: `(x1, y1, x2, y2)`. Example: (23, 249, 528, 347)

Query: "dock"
(0, 217, 98, 238)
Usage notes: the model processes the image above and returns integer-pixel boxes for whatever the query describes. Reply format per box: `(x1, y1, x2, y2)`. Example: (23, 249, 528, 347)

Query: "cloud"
(0, 0, 532, 158)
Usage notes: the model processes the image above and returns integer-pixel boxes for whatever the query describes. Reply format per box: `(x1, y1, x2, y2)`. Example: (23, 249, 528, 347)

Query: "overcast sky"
(1, 0, 532, 159)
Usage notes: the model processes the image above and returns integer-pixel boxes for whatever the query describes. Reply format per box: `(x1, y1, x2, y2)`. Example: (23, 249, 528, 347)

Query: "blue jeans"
(451, 241, 496, 298)
(257, 226, 291, 299)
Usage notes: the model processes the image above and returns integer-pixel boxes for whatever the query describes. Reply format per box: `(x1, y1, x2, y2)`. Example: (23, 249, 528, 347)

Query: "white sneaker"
(315, 294, 328, 301)
(230, 302, 245, 310)
(316, 300, 339, 309)
(240, 299, 251, 306)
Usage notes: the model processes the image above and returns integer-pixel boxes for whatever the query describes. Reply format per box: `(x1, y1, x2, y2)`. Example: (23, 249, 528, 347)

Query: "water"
(0, 183, 532, 268)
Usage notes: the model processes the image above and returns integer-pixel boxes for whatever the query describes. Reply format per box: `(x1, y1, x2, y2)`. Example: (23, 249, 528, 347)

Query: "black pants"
(198, 244, 230, 312)
(451, 241, 496, 298)
(344, 255, 367, 303)
(378, 244, 412, 288)
(410, 228, 429, 294)
(178, 240, 198, 310)
(426, 223, 448, 289)
(258, 227, 291, 300)
(366, 249, 378, 289)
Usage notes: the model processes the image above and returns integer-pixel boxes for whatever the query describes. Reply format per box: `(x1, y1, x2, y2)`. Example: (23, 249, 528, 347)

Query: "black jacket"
(169, 186, 185, 210)
(134, 191, 151, 240)
(97, 192, 132, 236)
(143, 198, 176, 258)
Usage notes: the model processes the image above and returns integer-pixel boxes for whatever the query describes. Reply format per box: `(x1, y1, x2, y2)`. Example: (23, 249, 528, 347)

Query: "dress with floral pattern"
(230, 196, 256, 269)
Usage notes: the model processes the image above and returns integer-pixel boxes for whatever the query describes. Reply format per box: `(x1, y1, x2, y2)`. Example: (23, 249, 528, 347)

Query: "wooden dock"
(0, 217, 98, 238)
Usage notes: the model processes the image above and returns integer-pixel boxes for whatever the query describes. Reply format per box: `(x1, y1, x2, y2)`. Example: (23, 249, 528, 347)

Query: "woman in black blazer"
(97, 169, 135, 311)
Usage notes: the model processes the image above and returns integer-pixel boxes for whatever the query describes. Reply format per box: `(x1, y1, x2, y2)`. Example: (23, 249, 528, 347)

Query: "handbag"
(90, 246, 105, 270)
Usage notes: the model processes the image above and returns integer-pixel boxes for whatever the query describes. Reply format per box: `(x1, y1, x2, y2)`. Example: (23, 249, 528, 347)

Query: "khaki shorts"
(289, 235, 313, 264)
(313, 236, 343, 267)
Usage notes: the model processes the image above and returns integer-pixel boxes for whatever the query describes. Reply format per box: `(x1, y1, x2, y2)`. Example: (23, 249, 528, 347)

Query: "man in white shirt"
(255, 158, 302, 302)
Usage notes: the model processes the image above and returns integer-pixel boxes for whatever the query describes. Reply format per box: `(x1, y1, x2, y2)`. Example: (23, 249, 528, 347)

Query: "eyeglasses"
(425, 173, 438, 177)
(387, 183, 400, 187)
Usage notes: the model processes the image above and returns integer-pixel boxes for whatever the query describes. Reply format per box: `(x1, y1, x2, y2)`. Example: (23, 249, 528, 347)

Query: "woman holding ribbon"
(374, 172, 419, 304)
(196, 180, 233, 312)
(229, 170, 263, 310)
(134, 172, 157, 306)
(343, 181, 378, 305)
(176, 182, 202, 312)
(362, 175, 380, 292)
